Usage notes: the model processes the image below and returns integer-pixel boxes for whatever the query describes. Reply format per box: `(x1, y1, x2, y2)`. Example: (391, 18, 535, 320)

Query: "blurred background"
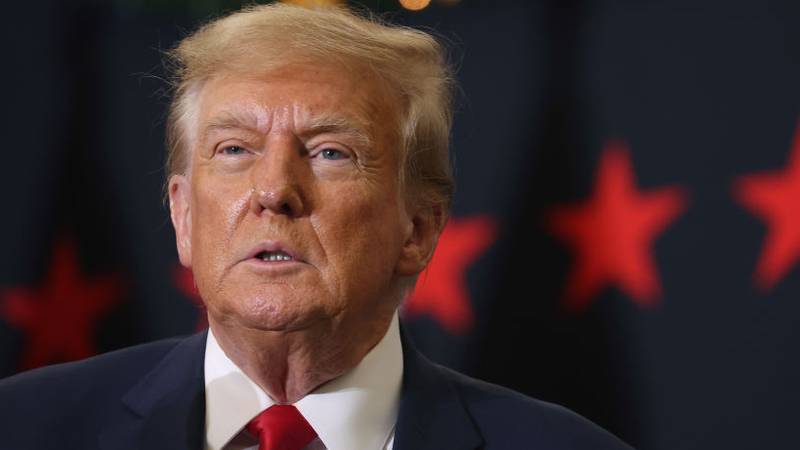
(2, 0, 800, 448)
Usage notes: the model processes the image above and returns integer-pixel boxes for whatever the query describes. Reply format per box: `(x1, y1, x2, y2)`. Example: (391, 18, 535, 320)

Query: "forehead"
(194, 63, 396, 139)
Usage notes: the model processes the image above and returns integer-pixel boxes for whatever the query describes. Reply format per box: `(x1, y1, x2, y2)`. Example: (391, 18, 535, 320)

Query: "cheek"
(312, 184, 406, 294)
(190, 175, 251, 292)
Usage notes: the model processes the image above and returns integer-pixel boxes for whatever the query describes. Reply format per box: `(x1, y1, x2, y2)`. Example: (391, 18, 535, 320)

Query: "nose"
(249, 138, 307, 218)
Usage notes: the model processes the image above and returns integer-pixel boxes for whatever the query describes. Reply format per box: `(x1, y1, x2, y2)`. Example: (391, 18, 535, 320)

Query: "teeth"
(259, 251, 292, 262)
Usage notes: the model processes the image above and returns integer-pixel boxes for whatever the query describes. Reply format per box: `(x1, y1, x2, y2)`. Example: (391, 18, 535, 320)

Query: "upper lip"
(243, 241, 305, 263)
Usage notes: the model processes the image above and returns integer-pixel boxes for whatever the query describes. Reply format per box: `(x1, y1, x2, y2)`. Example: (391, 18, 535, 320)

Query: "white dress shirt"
(204, 312, 403, 450)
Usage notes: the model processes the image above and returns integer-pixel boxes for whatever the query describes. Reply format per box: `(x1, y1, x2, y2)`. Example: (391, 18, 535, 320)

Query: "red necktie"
(246, 405, 318, 450)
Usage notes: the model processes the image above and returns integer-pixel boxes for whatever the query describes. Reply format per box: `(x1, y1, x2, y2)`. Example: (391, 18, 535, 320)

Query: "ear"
(168, 174, 193, 268)
(395, 203, 447, 277)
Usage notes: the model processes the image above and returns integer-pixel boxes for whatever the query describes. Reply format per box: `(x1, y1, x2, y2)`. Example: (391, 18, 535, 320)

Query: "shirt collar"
(204, 312, 403, 450)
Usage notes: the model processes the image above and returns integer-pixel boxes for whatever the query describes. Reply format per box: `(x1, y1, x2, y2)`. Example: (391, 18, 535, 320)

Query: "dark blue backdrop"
(2, 1, 799, 449)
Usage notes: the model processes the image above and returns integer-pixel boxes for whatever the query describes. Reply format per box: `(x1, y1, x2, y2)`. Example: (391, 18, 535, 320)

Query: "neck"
(208, 310, 395, 404)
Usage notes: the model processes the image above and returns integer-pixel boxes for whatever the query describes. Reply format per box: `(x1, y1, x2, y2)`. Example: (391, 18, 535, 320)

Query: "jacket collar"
(99, 330, 207, 450)
(393, 326, 483, 450)
(97, 323, 483, 450)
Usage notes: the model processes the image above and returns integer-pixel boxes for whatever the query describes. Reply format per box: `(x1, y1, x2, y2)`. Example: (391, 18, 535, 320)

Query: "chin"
(220, 295, 329, 332)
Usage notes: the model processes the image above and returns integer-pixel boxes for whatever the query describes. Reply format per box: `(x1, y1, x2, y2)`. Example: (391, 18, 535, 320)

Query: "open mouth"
(255, 250, 294, 262)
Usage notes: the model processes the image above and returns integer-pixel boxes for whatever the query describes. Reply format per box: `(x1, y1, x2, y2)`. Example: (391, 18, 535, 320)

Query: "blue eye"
(221, 145, 246, 155)
(320, 148, 347, 160)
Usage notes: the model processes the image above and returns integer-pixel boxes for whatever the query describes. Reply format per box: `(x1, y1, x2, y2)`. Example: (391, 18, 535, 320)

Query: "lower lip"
(241, 258, 306, 273)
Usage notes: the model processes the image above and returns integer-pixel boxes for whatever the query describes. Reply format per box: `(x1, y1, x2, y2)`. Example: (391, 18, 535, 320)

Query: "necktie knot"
(246, 405, 317, 450)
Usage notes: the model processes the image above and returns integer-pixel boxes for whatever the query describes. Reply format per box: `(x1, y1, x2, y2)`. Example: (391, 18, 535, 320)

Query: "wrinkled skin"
(168, 64, 442, 402)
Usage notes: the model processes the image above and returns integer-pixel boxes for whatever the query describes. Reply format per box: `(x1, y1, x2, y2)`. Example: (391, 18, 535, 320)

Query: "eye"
(220, 145, 247, 155)
(319, 148, 348, 160)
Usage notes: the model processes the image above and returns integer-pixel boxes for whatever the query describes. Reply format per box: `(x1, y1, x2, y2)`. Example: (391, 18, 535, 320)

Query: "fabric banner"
(1, 1, 798, 448)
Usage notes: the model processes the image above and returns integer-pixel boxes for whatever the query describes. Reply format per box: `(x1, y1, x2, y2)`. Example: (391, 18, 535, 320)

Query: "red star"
(173, 265, 208, 331)
(734, 121, 800, 291)
(0, 239, 124, 370)
(403, 215, 498, 334)
(546, 141, 688, 311)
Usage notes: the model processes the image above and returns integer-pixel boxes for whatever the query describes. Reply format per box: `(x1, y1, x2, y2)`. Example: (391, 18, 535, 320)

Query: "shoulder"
(434, 364, 634, 450)
(0, 336, 186, 417)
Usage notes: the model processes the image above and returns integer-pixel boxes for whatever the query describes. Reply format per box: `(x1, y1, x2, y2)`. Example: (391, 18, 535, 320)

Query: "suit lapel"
(393, 326, 483, 450)
(96, 324, 482, 450)
(98, 331, 207, 450)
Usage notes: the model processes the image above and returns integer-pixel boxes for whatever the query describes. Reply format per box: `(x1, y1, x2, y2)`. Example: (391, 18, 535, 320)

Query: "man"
(0, 4, 633, 450)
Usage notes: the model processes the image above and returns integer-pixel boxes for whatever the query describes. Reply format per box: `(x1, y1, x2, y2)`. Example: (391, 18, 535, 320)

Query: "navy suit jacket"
(0, 328, 633, 450)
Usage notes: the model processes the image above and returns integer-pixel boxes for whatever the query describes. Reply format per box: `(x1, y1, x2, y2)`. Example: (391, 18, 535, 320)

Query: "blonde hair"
(164, 2, 455, 212)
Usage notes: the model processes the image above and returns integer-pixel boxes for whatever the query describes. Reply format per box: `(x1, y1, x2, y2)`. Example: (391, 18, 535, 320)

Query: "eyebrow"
(199, 111, 262, 146)
(199, 110, 373, 150)
(297, 113, 373, 150)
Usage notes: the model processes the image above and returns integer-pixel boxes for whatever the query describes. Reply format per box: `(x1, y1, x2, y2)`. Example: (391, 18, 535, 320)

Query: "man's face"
(169, 64, 430, 333)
